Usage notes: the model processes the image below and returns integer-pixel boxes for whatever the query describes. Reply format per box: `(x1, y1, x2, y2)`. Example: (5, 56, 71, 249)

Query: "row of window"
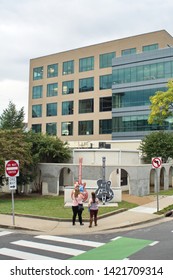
(112, 114, 173, 132)
(32, 97, 112, 117)
(32, 119, 112, 136)
(33, 44, 158, 80)
(112, 87, 166, 108)
(32, 74, 112, 99)
(112, 61, 173, 84)
(33, 53, 114, 80)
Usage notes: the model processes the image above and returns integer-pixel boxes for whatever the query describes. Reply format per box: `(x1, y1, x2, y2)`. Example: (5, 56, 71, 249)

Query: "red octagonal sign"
(5, 160, 19, 177)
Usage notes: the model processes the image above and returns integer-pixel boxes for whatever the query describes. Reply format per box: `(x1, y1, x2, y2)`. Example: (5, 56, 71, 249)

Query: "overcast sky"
(0, 0, 173, 121)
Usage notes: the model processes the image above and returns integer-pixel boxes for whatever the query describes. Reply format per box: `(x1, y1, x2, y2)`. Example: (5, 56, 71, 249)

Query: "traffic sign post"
(152, 157, 162, 212)
(5, 160, 19, 226)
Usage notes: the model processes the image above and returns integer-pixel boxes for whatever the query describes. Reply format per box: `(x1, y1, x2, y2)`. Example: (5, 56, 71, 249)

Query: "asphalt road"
(0, 219, 173, 260)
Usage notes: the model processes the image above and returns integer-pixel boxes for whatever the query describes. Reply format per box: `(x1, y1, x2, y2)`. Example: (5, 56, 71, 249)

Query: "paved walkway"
(0, 195, 173, 235)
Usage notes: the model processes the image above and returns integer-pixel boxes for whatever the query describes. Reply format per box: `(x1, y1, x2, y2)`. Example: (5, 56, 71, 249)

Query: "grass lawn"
(1, 189, 173, 219)
(0, 193, 137, 219)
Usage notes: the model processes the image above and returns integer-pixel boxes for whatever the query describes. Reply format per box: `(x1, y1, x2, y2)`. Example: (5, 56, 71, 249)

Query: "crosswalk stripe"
(0, 248, 57, 260)
(12, 240, 85, 256)
(0, 231, 13, 237)
(35, 235, 104, 247)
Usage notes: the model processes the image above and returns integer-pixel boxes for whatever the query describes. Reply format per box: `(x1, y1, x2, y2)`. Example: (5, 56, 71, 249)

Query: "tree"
(0, 101, 25, 130)
(26, 131, 72, 163)
(139, 131, 173, 163)
(0, 129, 33, 186)
(148, 80, 173, 125)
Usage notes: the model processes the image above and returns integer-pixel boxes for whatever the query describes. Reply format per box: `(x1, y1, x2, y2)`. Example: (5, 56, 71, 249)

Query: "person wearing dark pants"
(88, 192, 99, 228)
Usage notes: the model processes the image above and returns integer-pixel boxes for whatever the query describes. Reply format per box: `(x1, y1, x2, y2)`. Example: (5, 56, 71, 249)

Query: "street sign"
(9, 177, 17, 190)
(152, 157, 162, 169)
(5, 160, 19, 177)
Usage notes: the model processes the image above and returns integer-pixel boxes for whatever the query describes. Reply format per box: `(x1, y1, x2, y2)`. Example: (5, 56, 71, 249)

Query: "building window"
(32, 85, 43, 99)
(112, 87, 166, 108)
(112, 60, 173, 85)
(46, 123, 57, 135)
(61, 122, 73, 136)
(78, 120, 93, 135)
(79, 56, 94, 72)
(32, 105, 42, 118)
(99, 52, 115, 68)
(62, 101, 74, 115)
(62, 80, 74, 94)
(46, 103, 57, 116)
(63, 60, 74, 75)
(121, 48, 136, 56)
(99, 119, 112, 134)
(111, 115, 170, 132)
(79, 77, 94, 92)
(33, 66, 43, 80)
(32, 124, 42, 133)
(47, 64, 58, 78)
(142, 44, 158, 52)
(100, 97, 112, 111)
(47, 83, 58, 97)
(79, 99, 94, 114)
(99, 74, 112, 90)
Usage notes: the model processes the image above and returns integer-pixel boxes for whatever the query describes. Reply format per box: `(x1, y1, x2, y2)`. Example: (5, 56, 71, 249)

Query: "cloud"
(0, 0, 173, 121)
(0, 80, 28, 121)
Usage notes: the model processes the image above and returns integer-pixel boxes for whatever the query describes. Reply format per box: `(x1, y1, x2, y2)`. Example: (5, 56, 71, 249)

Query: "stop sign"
(5, 160, 19, 177)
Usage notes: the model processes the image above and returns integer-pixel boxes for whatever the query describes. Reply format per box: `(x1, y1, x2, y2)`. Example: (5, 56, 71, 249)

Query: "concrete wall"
(38, 162, 173, 197)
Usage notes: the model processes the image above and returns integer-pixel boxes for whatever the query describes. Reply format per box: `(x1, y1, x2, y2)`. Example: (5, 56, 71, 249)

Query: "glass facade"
(79, 56, 94, 72)
(32, 124, 42, 133)
(63, 60, 74, 75)
(46, 103, 57, 116)
(99, 119, 112, 134)
(61, 122, 73, 136)
(46, 123, 57, 135)
(121, 48, 136, 56)
(47, 83, 58, 97)
(99, 74, 112, 90)
(142, 44, 158, 52)
(112, 87, 166, 108)
(33, 67, 43, 80)
(112, 115, 173, 132)
(78, 120, 93, 135)
(99, 52, 115, 68)
(62, 101, 74, 115)
(112, 61, 173, 84)
(79, 99, 94, 113)
(99, 97, 112, 111)
(32, 105, 42, 118)
(47, 64, 58, 78)
(62, 80, 74, 94)
(79, 77, 94, 92)
(32, 85, 43, 99)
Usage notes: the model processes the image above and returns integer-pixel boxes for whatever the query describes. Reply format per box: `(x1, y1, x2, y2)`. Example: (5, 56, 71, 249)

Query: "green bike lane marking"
(70, 237, 152, 260)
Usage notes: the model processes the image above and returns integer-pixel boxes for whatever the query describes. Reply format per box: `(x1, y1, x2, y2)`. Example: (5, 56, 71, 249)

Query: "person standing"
(88, 192, 99, 228)
(71, 185, 80, 225)
(71, 184, 84, 225)
(77, 191, 84, 225)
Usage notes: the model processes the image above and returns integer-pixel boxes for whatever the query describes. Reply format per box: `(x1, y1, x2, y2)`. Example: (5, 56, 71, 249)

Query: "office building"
(28, 30, 173, 146)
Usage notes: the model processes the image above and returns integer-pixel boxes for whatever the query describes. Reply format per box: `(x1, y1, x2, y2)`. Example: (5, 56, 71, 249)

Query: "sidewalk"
(1, 195, 173, 235)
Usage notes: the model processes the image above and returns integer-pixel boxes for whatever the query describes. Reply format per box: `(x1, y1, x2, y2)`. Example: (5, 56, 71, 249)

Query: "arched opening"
(160, 167, 166, 191)
(149, 169, 155, 193)
(169, 166, 173, 188)
(59, 167, 74, 193)
(109, 168, 129, 192)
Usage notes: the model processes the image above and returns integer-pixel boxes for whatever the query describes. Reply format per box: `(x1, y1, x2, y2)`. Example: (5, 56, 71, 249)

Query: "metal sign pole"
(11, 189, 15, 226)
(156, 168, 159, 212)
